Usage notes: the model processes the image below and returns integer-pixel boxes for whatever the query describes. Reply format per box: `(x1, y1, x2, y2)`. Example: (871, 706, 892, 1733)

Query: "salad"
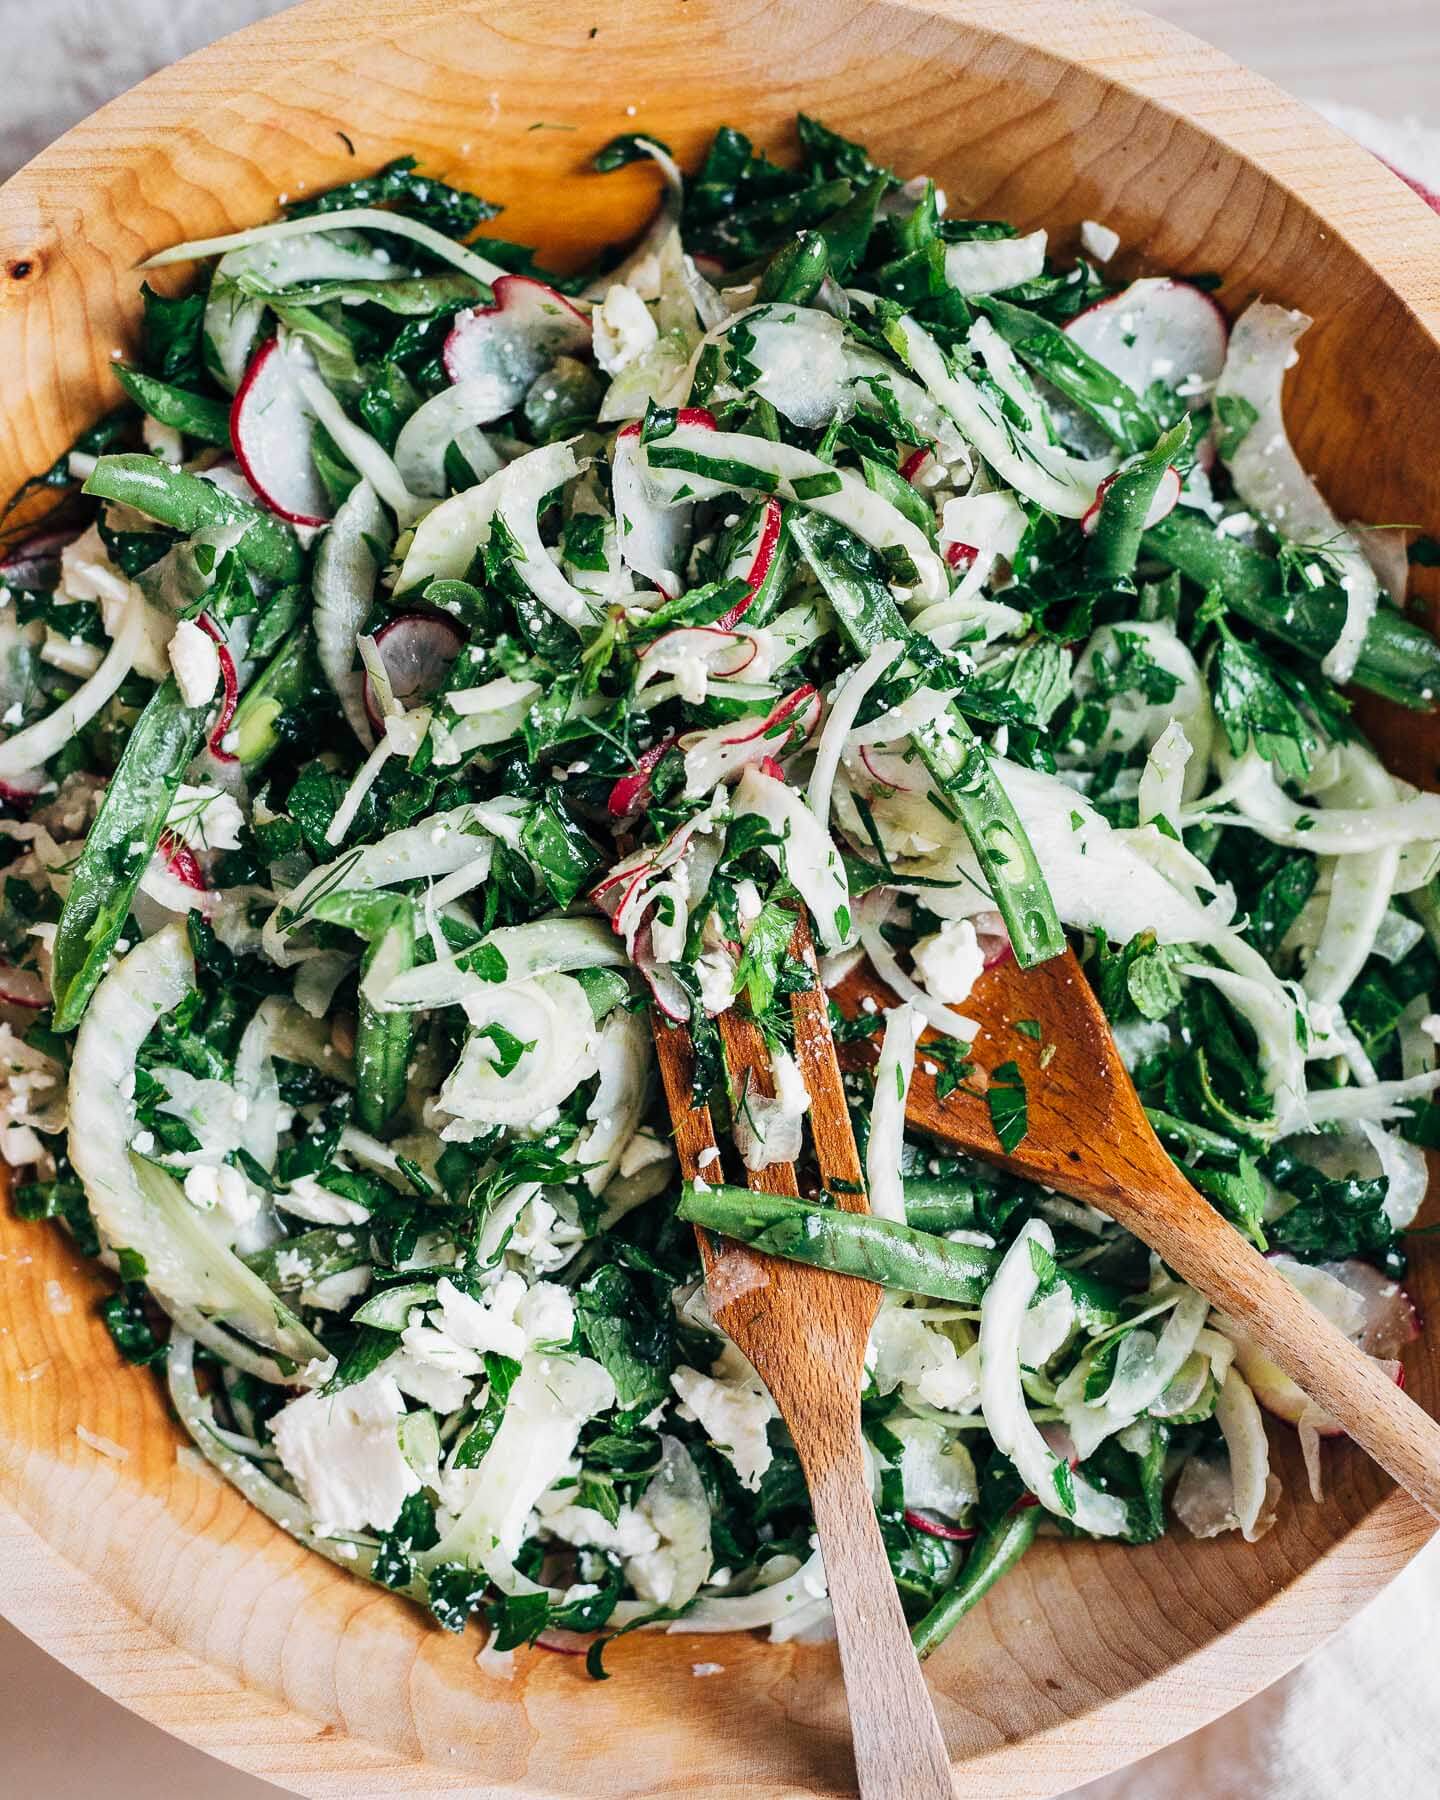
(3, 115, 1438, 1672)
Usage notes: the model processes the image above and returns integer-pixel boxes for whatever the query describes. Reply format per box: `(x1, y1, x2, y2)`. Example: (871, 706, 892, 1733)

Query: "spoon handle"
(1125, 1167, 1440, 1520)
(795, 1416, 954, 1799)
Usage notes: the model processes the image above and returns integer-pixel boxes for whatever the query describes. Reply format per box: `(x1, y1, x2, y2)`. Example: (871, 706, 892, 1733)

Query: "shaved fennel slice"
(0, 591, 143, 778)
(807, 637, 902, 831)
(944, 230, 1047, 296)
(1214, 302, 1379, 683)
(431, 1351, 616, 1561)
(642, 423, 947, 604)
(1213, 1367, 1277, 1540)
(377, 915, 626, 1012)
(896, 314, 1115, 518)
(292, 360, 427, 529)
(580, 1007, 651, 1196)
(393, 379, 511, 498)
(1197, 749, 1440, 853)
(143, 206, 507, 287)
(1303, 747, 1401, 1009)
(313, 478, 392, 749)
(732, 766, 854, 951)
(868, 1004, 924, 1223)
(69, 927, 328, 1369)
(979, 1221, 1128, 1536)
(438, 973, 598, 1128)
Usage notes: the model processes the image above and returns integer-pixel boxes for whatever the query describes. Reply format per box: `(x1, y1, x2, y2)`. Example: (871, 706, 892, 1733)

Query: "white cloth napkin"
(4, 11, 1440, 1795)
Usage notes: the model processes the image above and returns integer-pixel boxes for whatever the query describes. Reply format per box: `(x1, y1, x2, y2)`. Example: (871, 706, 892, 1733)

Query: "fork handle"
(796, 1424, 954, 1799)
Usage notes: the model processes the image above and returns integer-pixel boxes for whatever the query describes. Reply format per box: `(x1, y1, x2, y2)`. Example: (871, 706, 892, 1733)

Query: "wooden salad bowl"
(2, 1, 1440, 1794)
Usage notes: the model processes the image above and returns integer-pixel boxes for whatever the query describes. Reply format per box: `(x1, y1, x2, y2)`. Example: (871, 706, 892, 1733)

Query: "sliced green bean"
(971, 295, 1160, 455)
(1143, 511, 1440, 706)
(84, 453, 305, 583)
(678, 1182, 996, 1302)
(51, 677, 209, 1030)
(791, 510, 1065, 966)
(1086, 419, 1190, 581)
(910, 1509, 1039, 1659)
(111, 366, 233, 449)
(355, 903, 416, 1134)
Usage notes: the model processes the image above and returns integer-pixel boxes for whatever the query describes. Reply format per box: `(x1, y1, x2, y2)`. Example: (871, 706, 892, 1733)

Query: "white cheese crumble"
(593, 283, 659, 376)
(168, 617, 221, 708)
(1079, 219, 1120, 263)
(671, 1345, 776, 1491)
(910, 918, 985, 1007)
(270, 1370, 418, 1533)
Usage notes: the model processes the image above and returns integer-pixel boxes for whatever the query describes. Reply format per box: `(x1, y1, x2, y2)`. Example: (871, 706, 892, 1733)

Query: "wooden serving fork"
(652, 910, 955, 1800)
(833, 946, 1440, 1520)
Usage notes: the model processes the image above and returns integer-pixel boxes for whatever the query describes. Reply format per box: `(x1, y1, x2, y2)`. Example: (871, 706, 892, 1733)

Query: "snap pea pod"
(791, 510, 1066, 966)
(111, 365, 233, 449)
(355, 903, 416, 1135)
(228, 622, 317, 767)
(909, 1508, 1039, 1659)
(310, 890, 416, 1135)
(758, 230, 831, 304)
(678, 1182, 996, 1302)
(1086, 419, 1190, 581)
(901, 1175, 989, 1234)
(1143, 511, 1440, 706)
(50, 677, 209, 1030)
(970, 295, 1160, 455)
(83, 453, 305, 583)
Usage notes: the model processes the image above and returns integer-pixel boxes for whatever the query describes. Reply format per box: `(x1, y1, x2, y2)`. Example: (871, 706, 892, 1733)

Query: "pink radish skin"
(0, 526, 82, 591)
(607, 737, 678, 819)
(230, 339, 333, 527)
(637, 626, 758, 683)
(973, 908, 1013, 969)
(158, 830, 207, 892)
(361, 611, 465, 734)
(1081, 464, 1182, 536)
(0, 770, 47, 811)
(859, 745, 917, 792)
(443, 276, 593, 411)
(903, 1508, 976, 1542)
(718, 684, 820, 748)
(943, 541, 978, 572)
(1064, 278, 1228, 399)
(716, 495, 783, 629)
(0, 965, 49, 1008)
(196, 614, 240, 763)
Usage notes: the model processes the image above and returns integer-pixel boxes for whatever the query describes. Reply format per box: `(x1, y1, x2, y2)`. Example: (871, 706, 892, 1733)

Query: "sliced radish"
(0, 964, 49, 1008)
(1081, 463, 1182, 535)
(608, 737, 678, 819)
(0, 526, 82, 591)
(362, 611, 465, 733)
(0, 769, 47, 810)
(899, 445, 935, 485)
(974, 908, 1013, 968)
(1230, 1255, 1415, 1435)
(715, 496, 783, 629)
(231, 337, 332, 526)
(158, 830, 207, 891)
(678, 685, 822, 796)
(903, 1507, 976, 1542)
(755, 755, 785, 782)
(1065, 278, 1228, 400)
(858, 744, 918, 792)
(636, 626, 758, 694)
(443, 275, 593, 415)
(943, 541, 978, 572)
(535, 1627, 594, 1654)
(196, 614, 239, 762)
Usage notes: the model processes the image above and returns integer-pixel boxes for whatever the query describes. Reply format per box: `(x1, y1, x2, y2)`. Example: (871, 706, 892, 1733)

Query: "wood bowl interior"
(2, 2, 1440, 1795)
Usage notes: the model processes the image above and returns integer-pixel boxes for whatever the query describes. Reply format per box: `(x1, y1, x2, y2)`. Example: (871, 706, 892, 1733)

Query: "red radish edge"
(858, 745, 915, 792)
(1066, 278, 1230, 344)
(608, 737, 677, 818)
(718, 684, 819, 748)
(158, 831, 207, 891)
(717, 496, 782, 629)
(442, 275, 593, 388)
(196, 614, 239, 762)
(230, 339, 331, 529)
(0, 770, 47, 811)
(755, 755, 785, 782)
(899, 445, 934, 485)
(1080, 465, 1181, 537)
(617, 406, 719, 444)
(944, 541, 978, 572)
(0, 965, 49, 1009)
(903, 1508, 976, 1542)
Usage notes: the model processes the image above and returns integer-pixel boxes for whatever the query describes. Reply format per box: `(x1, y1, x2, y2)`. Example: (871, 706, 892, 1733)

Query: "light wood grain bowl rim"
(1, 1, 1439, 1794)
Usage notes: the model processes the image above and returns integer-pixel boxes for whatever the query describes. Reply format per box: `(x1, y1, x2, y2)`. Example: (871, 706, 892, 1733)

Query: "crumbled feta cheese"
(618, 1128, 672, 1180)
(303, 1265, 373, 1312)
(270, 1371, 418, 1533)
(183, 1161, 262, 1230)
(692, 1662, 724, 1677)
(672, 1346, 776, 1491)
(168, 618, 221, 708)
(1079, 219, 1120, 263)
(0, 1124, 45, 1167)
(164, 783, 244, 853)
(910, 918, 984, 1007)
(696, 947, 737, 1016)
(278, 1173, 373, 1227)
(414, 1271, 576, 1365)
(731, 1047, 810, 1172)
(593, 283, 659, 376)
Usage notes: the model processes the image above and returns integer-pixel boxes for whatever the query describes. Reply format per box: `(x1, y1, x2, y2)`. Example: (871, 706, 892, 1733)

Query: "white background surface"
(2, 1, 1439, 1795)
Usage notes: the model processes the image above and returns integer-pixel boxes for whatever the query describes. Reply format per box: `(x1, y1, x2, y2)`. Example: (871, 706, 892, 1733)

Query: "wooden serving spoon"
(834, 946, 1440, 1520)
(653, 913, 956, 1800)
